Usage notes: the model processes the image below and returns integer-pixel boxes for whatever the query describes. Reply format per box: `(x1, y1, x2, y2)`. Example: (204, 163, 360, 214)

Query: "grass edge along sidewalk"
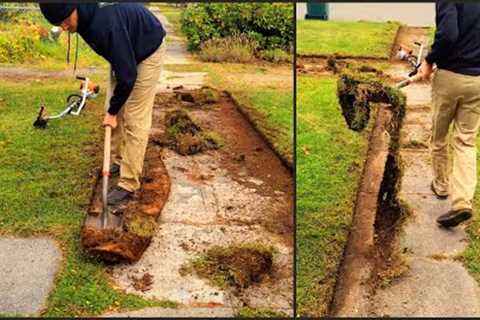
(296, 75, 370, 316)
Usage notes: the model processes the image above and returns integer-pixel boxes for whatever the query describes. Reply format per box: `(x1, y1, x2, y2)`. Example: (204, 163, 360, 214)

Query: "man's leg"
(431, 69, 458, 197)
(450, 76, 480, 211)
(117, 44, 166, 193)
(437, 72, 480, 227)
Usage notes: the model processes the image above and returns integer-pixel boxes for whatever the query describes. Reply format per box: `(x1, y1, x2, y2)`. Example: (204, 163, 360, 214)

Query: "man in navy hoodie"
(420, 1, 480, 227)
(40, 3, 166, 205)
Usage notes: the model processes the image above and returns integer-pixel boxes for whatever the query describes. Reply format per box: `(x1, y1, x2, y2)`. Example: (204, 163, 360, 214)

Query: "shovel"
(83, 124, 122, 231)
(102, 125, 112, 228)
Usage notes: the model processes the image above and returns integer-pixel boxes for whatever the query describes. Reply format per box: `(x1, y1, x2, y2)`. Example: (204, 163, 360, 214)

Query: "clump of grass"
(180, 243, 275, 289)
(198, 35, 258, 63)
(156, 109, 222, 155)
(337, 72, 405, 132)
(126, 214, 158, 238)
(258, 48, 292, 64)
(236, 307, 287, 318)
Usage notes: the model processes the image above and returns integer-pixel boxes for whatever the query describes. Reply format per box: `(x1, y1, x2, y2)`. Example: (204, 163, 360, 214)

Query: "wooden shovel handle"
(102, 125, 112, 177)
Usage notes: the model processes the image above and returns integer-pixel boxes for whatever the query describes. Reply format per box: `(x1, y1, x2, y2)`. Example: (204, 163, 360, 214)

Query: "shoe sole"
(437, 211, 472, 228)
(431, 182, 448, 200)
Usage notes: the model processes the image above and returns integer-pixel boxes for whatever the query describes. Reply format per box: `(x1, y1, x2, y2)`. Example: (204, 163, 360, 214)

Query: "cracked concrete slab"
(0, 238, 61, 316)
(158, 71, 207, 92)
(400, 194, 467, 257)
(373, 258, 480, 317)
(105, 306, 235, 318)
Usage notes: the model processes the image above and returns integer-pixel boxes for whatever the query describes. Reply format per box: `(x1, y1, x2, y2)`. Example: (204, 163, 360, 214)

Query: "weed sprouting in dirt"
(154, 109, 223, 155)
(180, 243, 275, 289)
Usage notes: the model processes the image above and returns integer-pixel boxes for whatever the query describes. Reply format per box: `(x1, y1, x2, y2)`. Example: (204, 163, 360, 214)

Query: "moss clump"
(156, 109, 222, 155)
(125, 214, 158, 238)
(181, 243, 275, 289)
(337, 72, 405, 132)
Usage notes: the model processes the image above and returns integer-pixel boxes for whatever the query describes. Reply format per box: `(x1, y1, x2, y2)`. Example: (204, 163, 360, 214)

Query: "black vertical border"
(292, 1, 297, 319)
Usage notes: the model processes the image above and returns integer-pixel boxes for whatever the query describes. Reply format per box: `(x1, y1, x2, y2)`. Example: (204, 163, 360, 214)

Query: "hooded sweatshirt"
(426, 1, 480, 76)
(76, 3, 166, 115)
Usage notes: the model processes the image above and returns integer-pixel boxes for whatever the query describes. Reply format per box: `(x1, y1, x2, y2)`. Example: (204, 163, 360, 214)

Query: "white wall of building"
(297, 2, 435, 27)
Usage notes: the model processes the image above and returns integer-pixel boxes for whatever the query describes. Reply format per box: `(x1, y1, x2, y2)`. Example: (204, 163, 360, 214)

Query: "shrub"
(180, 3, 293, 52)
(198, 35, 257, 63)
(258, 48, 293, 64)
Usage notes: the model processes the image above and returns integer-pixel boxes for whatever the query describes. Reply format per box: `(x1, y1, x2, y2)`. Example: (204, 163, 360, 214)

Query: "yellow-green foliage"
(0, 11, 104, 68)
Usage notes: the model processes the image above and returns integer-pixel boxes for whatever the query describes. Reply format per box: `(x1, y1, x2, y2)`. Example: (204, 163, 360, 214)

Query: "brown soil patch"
(297, 56, 385, 77)
(0, 67, 100, 81)
(130, 272, 154, 292)
(152, 109, 222, 156)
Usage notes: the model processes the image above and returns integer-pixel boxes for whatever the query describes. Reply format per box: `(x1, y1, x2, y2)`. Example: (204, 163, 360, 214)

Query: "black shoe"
(437, 209, 472, 228)
(431, 181, 448, 200)
(107, 186, 132, 205)
(110, 164, 120, 177)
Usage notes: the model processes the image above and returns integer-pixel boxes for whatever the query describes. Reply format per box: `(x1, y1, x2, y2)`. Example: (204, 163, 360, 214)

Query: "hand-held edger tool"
(102, 124, 112, 228)
(396, 73, 423, 89)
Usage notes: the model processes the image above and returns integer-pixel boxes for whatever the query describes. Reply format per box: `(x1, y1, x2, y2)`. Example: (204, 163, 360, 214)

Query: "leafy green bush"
(180, 3, 293, 52)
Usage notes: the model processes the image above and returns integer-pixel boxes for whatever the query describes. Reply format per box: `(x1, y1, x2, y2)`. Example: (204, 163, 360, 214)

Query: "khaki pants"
(105, 44, 165, 192)
(431, 68, 480, 211)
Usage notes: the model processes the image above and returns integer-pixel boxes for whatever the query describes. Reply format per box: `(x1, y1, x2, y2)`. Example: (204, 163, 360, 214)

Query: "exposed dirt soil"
(297, 56, 386, 76)
(129, 272, 154, 292)
(152, 109, 221, 156)
(0, 67, 100, 81)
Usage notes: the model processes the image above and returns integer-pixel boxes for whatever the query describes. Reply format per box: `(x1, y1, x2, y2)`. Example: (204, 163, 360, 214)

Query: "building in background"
(296, 2, 435, 27)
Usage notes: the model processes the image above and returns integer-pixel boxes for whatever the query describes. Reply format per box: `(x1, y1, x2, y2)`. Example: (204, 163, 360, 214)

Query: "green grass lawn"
(0, 78, 175, 316)
(297, 20, 399, 58)
(296, 76, 370, 316)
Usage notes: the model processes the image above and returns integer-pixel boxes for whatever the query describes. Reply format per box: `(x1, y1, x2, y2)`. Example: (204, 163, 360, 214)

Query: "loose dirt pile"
(153, 109, 222, 156)
(181, 243, 274, 290)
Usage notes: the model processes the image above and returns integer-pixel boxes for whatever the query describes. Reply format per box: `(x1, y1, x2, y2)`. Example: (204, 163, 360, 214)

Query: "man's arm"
(425, 2, 459, 65)
(104, 27, 137, 115)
